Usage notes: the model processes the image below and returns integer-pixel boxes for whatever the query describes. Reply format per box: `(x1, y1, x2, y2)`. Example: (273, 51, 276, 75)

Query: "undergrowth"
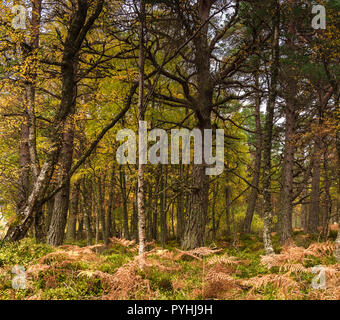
(0, 234, 339, 300)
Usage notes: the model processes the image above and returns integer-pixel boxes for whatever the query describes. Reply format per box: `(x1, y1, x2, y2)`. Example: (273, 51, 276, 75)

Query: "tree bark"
(307, 137, 322, 234)
(17, 121, 30, 217)
(243, 74, 262, 233)
(47, 117, 75, 246)
(137, 0, 147, 256)
(160, 165, 168, 246)
(66, 180, 80, 241)
(334, 130, 340, 262)
(181, 0, 213, 250)
(279, 89, 295, 244)
(98, 174, 108, 245)
(106, 167, 115, 239)
(119, 166, 130, 239)
(262, 0, 280, 255)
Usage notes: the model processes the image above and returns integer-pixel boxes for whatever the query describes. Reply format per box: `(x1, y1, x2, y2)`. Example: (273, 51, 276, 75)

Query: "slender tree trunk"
(308, 137, 322, 234)
(132, 193, 139, 241)
(279, 90, 295, 244)
(106, 167, 115, 239)
(301, 188, 309, 232)
(45, 196, 54, 235)
(225, 179, 231, 238)
(321, 152, 331, 239)
(77, 181, 84, 240)
(334, 130, 340, 261)
(82, 178, 93, 245)
(119, 166, 130, 239)
(137, 0, 146, 255)
(98, 174, 108, 245)
(176, 165, 184, 242)
(160, 166, 168, 246)
(17, 122, 30, 217)
(262, 0, 280, 255)
(279, 0, 297, 245)
(66, 180, 80, 241)
(211, 181, 218, 240)
(146, 183, 153, 241)
(23, 0, 44, 242)
(152, 168, 161, 241)
(243, 74, 262, 233)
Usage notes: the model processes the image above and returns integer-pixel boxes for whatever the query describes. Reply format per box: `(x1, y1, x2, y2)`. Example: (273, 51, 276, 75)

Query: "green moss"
(144, 267, 174, 293)
(0, 238, 54, 267)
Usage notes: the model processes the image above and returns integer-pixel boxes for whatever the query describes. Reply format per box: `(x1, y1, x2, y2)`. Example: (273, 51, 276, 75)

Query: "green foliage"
(0, 238, 54, 268)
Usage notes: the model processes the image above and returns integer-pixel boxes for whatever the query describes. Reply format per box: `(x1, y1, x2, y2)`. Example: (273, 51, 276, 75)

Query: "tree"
(5, 0, 105, 242)
(262, 0, 280, 255)
(137, 0, 147, 255)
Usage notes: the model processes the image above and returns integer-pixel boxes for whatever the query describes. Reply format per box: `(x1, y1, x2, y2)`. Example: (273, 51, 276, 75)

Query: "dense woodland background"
(0, 0, 339, 300)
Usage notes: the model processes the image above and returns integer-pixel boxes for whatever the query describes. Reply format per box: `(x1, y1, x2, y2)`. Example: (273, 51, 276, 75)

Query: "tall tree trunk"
(106, 167, 115, 239)
(152, 168, 161, 241)
(77, 214, 84, 240)
(182, 0, 213, 250)
(23, 0, 43, 242)
(211, 181, 218, 240)
(82, 177, 93, 245)
(47, 117, 75, 246)
(182, 160, 209, 249)
(334, 130, 340, 262)
(225, 179, 231, 238)
(321, 151, 331, 240)
(243, 74, 262, 233)
(137, 0, 146, 255)
(301, 188, 309, 232)
(66, 181, 80, 241)
(119, 166, 130, 239)
(307, 137, 322, 234)
(146, 183, 153, 241)
(279, 2, 297, 243)
(160, 165, 168, 246)
(17, 122, 30, 217)
(308, 88, 333, 234)
(262, 0, 280, 255)
(279, 90, 295, 244)
(98, 174, 108, 245)
(132, 193, 139, 241)
(176, 165, 184, 242)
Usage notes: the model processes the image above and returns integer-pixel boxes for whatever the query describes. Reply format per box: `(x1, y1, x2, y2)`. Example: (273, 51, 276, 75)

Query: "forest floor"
(0, 231, 339, 300)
